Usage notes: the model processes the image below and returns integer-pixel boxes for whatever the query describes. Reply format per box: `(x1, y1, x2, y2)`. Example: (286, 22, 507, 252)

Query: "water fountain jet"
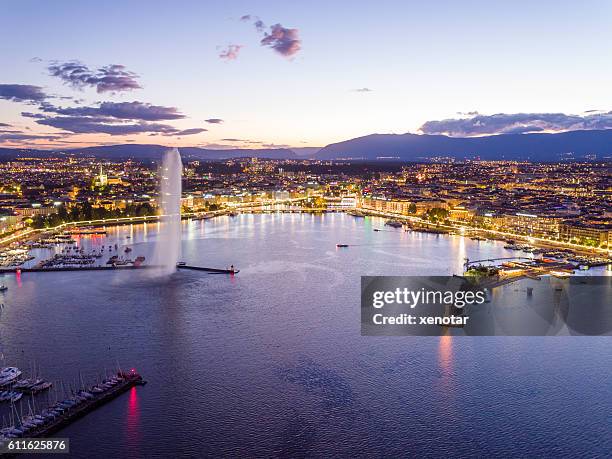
(151, 148, 182, 275)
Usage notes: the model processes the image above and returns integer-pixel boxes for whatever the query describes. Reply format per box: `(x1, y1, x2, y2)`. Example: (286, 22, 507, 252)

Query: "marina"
(0, 369, 145, 445)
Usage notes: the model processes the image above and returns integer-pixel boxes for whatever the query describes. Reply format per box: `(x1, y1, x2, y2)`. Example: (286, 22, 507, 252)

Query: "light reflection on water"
(126, 386, 141, 456)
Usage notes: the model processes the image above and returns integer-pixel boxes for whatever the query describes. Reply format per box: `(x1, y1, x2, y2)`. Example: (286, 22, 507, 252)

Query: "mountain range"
(316, 129, 612, 161)
(1, 129, 612, 162)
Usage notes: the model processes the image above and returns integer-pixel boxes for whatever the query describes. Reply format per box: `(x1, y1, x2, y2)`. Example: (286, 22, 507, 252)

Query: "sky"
(1, 0, 612, 150)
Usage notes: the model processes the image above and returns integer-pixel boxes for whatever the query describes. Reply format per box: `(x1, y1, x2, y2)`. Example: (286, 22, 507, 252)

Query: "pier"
(176, 262, 239, 274)
(0, 265, 153, 274)
(464, 256, 579, 289)
(0, 371, 146, 450)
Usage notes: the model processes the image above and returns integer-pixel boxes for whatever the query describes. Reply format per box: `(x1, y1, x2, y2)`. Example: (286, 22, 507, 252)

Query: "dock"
(0, 265, 152, 274)
(2, 371, 145, 445)
(176, 263, 239, 274)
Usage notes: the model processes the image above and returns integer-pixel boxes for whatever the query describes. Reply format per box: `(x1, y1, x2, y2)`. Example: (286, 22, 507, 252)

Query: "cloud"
(2, 77, 199, 139)
(35, 116, 180, 135)
(419, 112, 612, 136)
(220, 138, 244, 142)
(172, 128, 207, 136)
(48, 61, 141, 93)
(21, 112, 47, 119)
(0, 132, 63, 143)
(219, 44, 243, 60)
(205, 118, 223, 124)
(31, 105, 204, 136)
(40, 101, 185, 121)
(261, 142, 290, 148)
(353, 88, 373, 92)
(260, 24, 301, 57)
(242, 16, 301, 57)
(0, 84, 47, 103)
(254, 19, 266, 33)
(0, 122, 11, 127)
(29, 57, 43, 63)
(200, 143, 239, 150)
(242, 15, 265, 31)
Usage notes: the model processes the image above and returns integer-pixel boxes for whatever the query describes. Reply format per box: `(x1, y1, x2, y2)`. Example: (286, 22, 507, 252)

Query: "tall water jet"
(152, 148, 182, 275)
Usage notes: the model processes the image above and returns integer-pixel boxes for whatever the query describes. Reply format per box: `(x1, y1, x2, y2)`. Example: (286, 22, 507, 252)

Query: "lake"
(0, 213, 610, 457)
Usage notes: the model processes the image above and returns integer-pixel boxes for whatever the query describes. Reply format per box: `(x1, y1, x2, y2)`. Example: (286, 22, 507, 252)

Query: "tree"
(57, 205, 69, 222)
(31, 215, 46, 229)
(427, 207, 449, 223)
(408, 203, 417, 214)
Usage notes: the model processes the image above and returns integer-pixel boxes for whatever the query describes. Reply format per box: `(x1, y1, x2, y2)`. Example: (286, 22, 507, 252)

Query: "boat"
(133, 256, 146, 267)
(176, 262, 239, 274)
(417, 227, 449, 234)
(0, 367, 21, 386)
(336, 244, 349, 248)
(65, 227, 107, 235)
(385, 220, 403, 228)
(13, 378, 43, 390)
(29, 381, 52, 394)
(0, 285, 7, 292)
(373, 228, 381, 232)
(124, 247, 132, 253)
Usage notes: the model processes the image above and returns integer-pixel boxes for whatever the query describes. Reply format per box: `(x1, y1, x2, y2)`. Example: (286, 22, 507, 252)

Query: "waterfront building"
(560, 221, 611, 247)
(14, 204, 56, 218)
(501, 213, 565, 239)
(360, 196, 447, 216)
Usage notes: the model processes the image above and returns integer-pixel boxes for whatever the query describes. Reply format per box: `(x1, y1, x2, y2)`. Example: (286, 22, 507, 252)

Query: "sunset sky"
(2, 0, 612, 149)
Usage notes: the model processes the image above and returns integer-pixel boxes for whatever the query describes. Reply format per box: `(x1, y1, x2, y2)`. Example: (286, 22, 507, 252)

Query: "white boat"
(0, 367, 22, 386)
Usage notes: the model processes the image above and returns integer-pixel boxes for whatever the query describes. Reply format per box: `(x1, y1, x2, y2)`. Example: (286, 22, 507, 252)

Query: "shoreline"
(1, 208, 609, 260)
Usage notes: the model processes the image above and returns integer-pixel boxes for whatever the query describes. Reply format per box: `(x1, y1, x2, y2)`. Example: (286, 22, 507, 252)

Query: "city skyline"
(2, 0, 612, 150)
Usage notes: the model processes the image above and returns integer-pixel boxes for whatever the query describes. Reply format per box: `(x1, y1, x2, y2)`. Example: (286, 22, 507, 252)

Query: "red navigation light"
(130, 368, 136, 373)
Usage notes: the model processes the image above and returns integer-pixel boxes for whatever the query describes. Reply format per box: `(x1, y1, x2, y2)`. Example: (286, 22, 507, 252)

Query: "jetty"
(176, 262, 239, 274)
(0, 265, 152, 274)
(1, 371, 146, 447)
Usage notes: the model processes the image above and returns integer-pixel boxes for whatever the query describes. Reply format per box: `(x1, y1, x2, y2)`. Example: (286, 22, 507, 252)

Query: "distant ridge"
(316, 129, 612, 161)
(0, 144, 298, 161)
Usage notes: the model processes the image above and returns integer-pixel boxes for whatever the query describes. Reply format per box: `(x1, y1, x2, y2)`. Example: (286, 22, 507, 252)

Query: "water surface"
(0, 214, 610, 458)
